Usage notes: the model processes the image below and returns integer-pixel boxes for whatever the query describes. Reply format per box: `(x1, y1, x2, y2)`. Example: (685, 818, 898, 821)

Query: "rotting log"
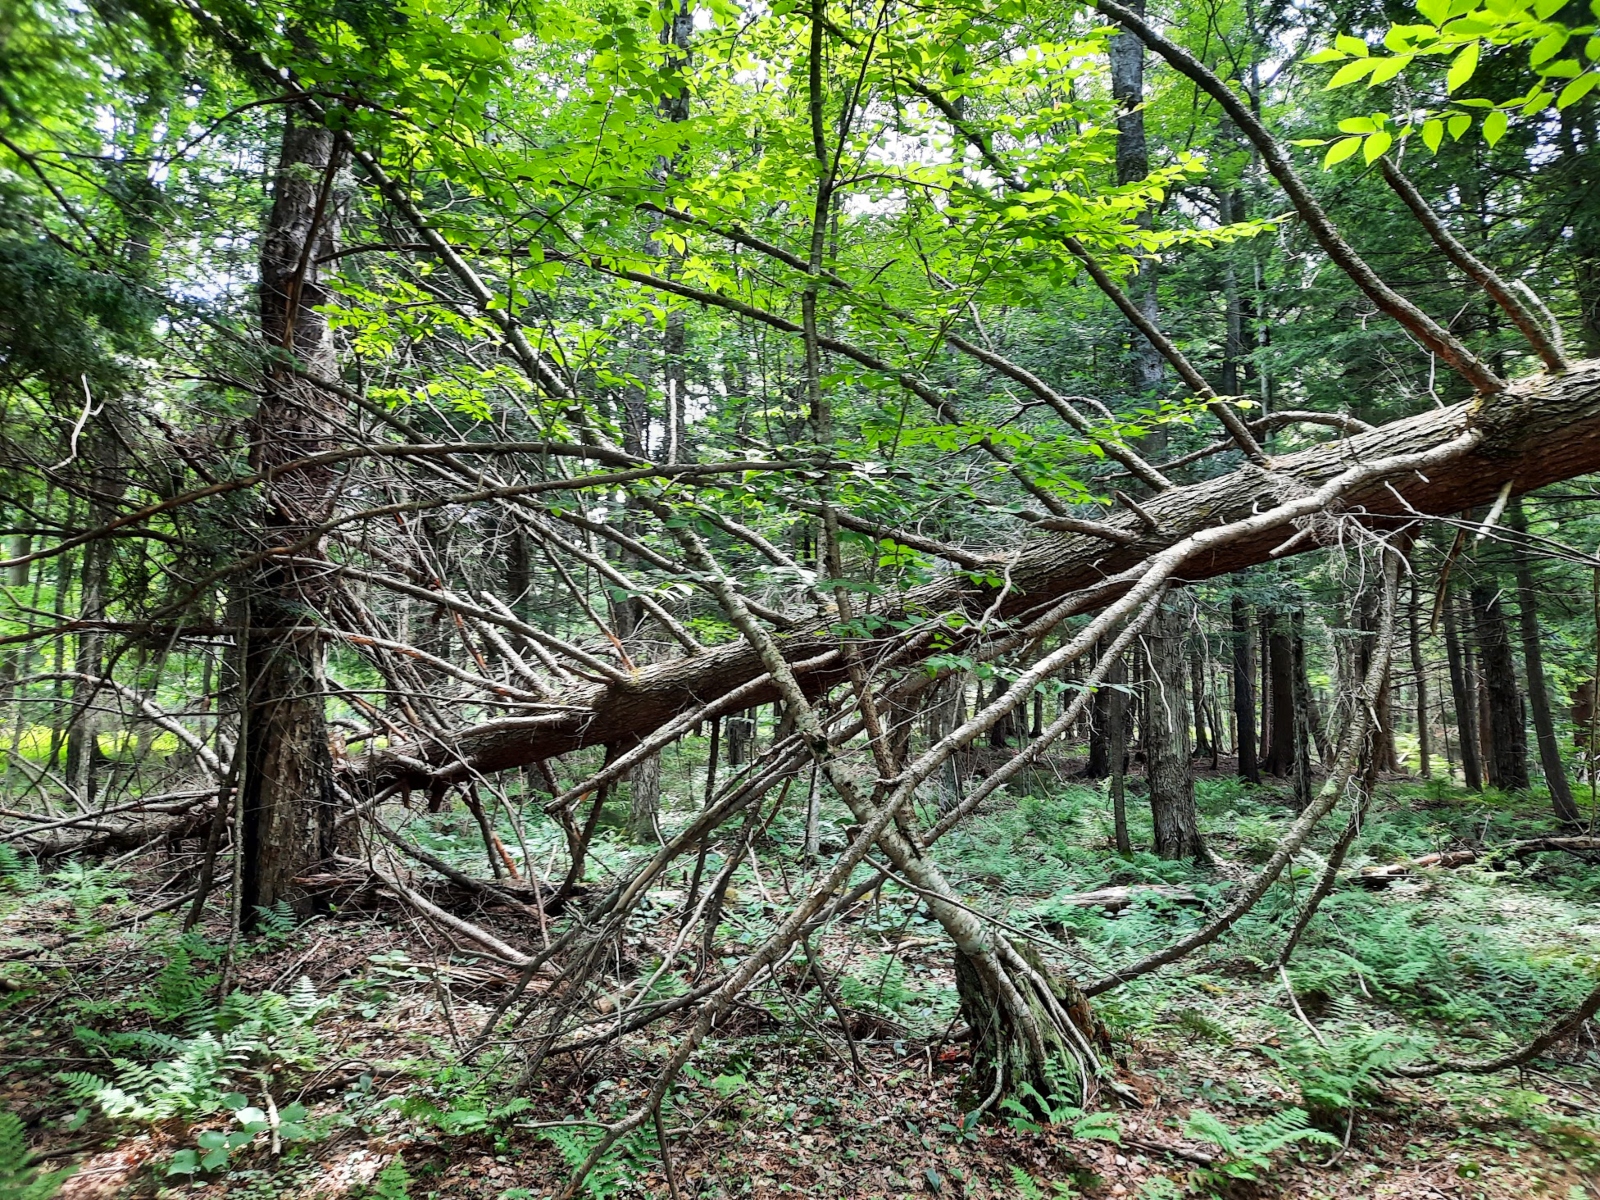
(352, 362, 1600, 793)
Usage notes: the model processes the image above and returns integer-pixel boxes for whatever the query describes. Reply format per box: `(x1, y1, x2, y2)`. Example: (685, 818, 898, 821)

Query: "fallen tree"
(355, 359, 1600, 792)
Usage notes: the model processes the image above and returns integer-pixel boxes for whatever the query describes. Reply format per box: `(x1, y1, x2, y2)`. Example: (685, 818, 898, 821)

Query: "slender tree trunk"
(1190, 638, 1212, 760)
(1085, 638, 1114, 778)
(1109, 0, 1165, 459)
(1290, 610, 1315, 810)
(239, 115, 349, 921)
(1106, 639, 1131, 853)
(1147, 601, 1203, 860)
(1443, 584, 1483, 790)
(1408, 573, 1432, 778)
(1509, 501, 1575, 820)
(1471, 582, 1530, 791)
(1263, 612, 1296, 777)
(1231, 589, 1259, 783)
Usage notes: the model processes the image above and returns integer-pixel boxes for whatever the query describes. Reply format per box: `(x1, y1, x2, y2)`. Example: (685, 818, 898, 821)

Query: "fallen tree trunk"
(1358, 837, 1600, 884)
(352, 361, 1600, 793)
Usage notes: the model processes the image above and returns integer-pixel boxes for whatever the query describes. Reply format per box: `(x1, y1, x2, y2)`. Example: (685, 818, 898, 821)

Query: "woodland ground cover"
(3, 764, 1597, 1199)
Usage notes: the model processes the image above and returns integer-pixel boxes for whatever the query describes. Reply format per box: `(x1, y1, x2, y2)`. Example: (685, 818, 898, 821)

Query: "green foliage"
(1260, 1004, 1417, 1125)
(1183, 1107, 1339, 1184)
(165, 1094, 314, 1176)
(537, 1121, 635, 1200)
(369, 1154, 412, 1200)
(0, 1111, 72, 1200)
(62, 980, 332, 1124)
(129, 939, 219, 1024)
(1007, 1165, 1076, 1199)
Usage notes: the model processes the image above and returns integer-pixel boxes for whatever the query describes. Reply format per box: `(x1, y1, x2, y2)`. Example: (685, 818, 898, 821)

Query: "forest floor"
(2, 766, 1598, 1200)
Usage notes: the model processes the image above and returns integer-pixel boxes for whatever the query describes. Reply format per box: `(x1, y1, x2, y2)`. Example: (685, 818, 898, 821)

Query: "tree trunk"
(239, 114, 348, 922)
(1408, 572, 1432, 778)
(1146, 601, 1204, 860)
(1263, 612, 1296, 777)
(1231, 589, 1259, 783)
(1508, 499, 1580, 822)
(626, 748, 662, 843)
(1363, 581, 1400, 774)
(1471, 582, 1530, 791)
(1102, 632, 1131, 853)
(954, 938, 1108, 1110)
(1109, 0, 1165, 455)
(1084, 637, 1113, 779)
(1290, 610, 1315, 810)
(1443, 583, 1483, 790)
(1189, 637, 1211, 760)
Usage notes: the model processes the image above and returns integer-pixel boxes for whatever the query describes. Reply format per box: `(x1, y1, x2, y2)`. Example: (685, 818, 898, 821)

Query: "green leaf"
(1447, 111, 1473, 139)
(1419, 0, 1452, 24)
(1369, 54, 1413, 83)
(1536, 0, 1567, 15)
(166, 1149, 200, 1176)
(1422, 117, 1445, 151)
(1305, 47, 1348, 63)
(1335, 33, 1370, 56)
(1530, 30, 1569, 65)
(1323, 136, 1364, 166)
(1363, 129, 1394, 160)
(1482, 108, 1508, 144)
(1558, 71, 1600, 107)
(1337, 116, 1378, 133)
(1327, 58, 1379, 88)
(1447, 41, 1480, 92)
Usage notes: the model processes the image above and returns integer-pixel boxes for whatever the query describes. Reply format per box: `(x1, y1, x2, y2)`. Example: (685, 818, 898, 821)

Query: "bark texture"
(1146, 601, 1203, 860)
(1443, 582, 1484, 790)
(1471, 582, 1529, 791)
(1508, 499, 1580, 822)
(240, 116, 348, 919)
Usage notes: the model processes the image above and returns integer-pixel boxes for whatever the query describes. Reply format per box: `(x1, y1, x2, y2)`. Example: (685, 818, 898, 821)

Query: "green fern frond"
(0, 1111, 73, 1200)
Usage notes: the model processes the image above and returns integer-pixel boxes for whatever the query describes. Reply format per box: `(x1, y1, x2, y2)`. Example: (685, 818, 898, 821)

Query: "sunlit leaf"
(1323, 135, 1364, 166)
(1447, 41, 1480, 92)
(1327, 58, 1379, 88)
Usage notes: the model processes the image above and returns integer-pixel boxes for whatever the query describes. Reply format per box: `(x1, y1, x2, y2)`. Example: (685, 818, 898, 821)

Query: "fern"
(1184, 1107, 1338, 1182)
(1009, 1166, 1046, 1200)
(250, 900, 298, 947)
(61, 983, 332, 1125)
(539, 1120, 634, 1200)
(0, 1111, 73, 1200)
(370, 1154, 411, 1200)
(131, 944, 218, 1025)
(1261, 1013, 1414, 1124)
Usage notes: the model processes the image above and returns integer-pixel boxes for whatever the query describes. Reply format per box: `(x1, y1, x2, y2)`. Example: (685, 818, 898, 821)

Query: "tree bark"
(1231, 589, 1259, 783)
(1189, 637, 1212, 760)
(240, 114, 348, 921)
(1471, 581, 1530, 791)
(1263, 612, 1295, 777)
(353, 362, 1600, 791)
(1146, 601, 1203, 860)
(1290, 609, 1315, 810)
(1408, 572, 1432, 778)
(1508, 500, 1579, 822)
(1108, 0, 1165, 446)
(1443, 582, 1483, 790)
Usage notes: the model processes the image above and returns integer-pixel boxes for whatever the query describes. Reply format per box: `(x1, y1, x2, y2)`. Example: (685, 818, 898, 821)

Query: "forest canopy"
(2, 0, 1600, 1194)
